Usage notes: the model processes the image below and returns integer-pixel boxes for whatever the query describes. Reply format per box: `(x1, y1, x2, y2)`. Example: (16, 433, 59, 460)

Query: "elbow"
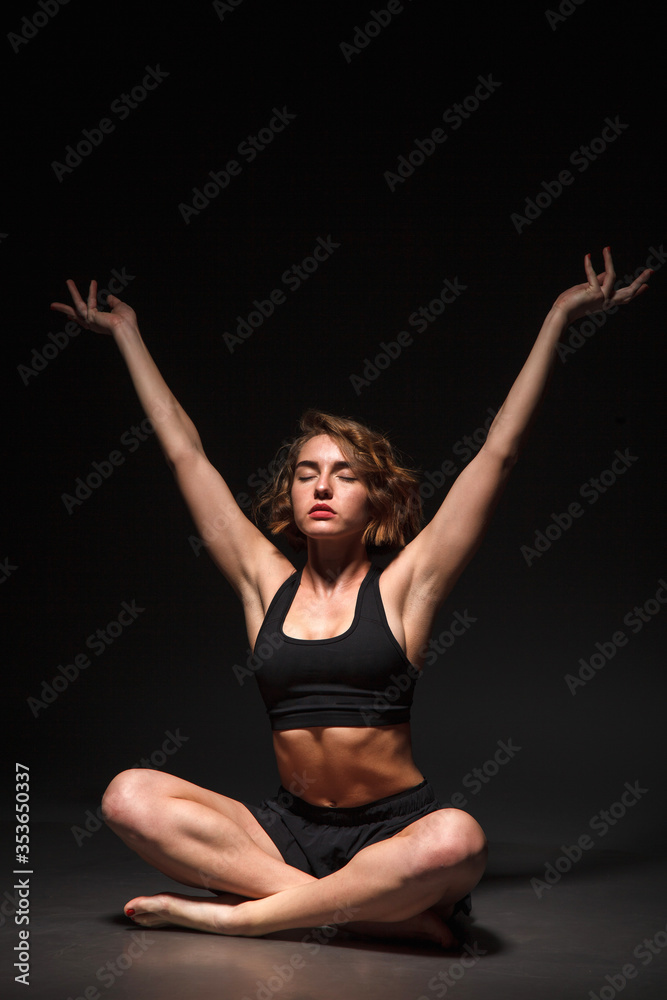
(482, 434, 520, 470)
(501, 447, 520, 470)
(164, 439, 202, 472)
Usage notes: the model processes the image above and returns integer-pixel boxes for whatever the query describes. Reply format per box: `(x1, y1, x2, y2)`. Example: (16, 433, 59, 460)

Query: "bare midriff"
(271, 722, 425, 807)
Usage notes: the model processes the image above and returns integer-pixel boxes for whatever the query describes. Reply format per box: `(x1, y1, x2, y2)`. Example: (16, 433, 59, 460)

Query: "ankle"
(220, 899, 256, 937)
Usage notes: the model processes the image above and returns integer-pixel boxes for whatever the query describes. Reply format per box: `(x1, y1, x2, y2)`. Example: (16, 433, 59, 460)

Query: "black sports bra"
(252, 565, 421, 730)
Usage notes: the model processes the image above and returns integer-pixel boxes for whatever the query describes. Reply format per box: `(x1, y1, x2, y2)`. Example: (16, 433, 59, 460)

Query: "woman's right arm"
(51, 280, 293, 602)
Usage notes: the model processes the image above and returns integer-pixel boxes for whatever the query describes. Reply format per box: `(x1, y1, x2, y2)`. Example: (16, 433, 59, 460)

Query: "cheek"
(291, 486, 310, 519)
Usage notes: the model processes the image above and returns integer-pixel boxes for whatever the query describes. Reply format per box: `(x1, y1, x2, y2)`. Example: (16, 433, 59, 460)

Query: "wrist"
(111, 321, 143, 346)
(548, 301, 571, 321)
(542, 304, 570, 341)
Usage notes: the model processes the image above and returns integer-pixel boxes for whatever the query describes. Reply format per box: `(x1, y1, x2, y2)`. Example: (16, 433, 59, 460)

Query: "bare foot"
(124, 891, 248, 935)
(346, 908, 456, 948)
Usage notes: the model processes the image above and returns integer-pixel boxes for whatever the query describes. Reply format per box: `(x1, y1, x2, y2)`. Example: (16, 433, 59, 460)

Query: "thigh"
(112, 768, 286, 864)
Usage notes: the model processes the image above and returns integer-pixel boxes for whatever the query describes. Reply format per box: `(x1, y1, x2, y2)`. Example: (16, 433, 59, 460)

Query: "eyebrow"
(294, 460, 352, 470)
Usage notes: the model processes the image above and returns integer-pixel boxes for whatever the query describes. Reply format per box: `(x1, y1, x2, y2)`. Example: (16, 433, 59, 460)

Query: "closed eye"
(297, 475, 357, 482)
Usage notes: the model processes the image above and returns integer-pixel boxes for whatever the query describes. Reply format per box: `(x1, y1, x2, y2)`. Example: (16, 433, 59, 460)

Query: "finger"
(584, 253, 600, 290)
(66, 278, 86, 310)
(601, 246, 615, 297)
(66, 278, 92, 323)
(50, 302, 77, 319)
(626, 268, 652, 296)
(87, 279, 99, 319)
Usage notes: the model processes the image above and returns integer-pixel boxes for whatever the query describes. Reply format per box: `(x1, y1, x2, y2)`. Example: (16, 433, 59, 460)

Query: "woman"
(51, 249, 650, 947)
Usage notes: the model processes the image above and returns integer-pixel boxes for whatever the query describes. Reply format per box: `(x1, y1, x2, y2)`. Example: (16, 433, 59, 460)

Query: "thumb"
(106, 294, 123, 307)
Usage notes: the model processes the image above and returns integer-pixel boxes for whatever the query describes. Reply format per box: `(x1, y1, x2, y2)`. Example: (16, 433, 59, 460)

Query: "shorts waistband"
(272, 778, 436, 826)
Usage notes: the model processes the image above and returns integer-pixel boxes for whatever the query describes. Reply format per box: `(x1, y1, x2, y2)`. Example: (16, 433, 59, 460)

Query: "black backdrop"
(4, 1, 665, 856)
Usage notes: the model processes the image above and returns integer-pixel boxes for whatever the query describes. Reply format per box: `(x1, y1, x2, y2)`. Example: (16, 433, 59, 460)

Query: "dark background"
(3, 1, 665, 856)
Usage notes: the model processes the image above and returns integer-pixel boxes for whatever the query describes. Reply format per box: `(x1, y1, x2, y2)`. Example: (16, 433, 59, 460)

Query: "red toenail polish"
(126, 909, 135, 916)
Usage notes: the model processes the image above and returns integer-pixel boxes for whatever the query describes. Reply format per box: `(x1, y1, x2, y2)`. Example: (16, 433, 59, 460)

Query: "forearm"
(484, 305, 568, 462)
(112, 322, 202, 463)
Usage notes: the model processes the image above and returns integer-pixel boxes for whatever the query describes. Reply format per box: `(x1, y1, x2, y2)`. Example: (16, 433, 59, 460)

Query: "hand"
(50, 279, 138, 335)
(552, 247, 651, 323)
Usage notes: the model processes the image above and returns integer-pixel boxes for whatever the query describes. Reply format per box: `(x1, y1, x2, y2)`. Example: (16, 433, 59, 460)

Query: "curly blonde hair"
(253, 410, 422, 551)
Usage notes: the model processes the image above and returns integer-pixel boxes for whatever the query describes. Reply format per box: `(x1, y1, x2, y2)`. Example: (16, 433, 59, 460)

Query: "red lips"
(309, 503, 335, 513)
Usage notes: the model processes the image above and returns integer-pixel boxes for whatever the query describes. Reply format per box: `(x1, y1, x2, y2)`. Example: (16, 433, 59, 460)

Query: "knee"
(413, 809, 488, 878)
(101, 768, 162, 830)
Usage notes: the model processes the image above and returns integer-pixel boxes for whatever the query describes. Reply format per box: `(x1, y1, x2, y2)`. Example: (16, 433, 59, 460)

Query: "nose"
(314, 472, 333, 497)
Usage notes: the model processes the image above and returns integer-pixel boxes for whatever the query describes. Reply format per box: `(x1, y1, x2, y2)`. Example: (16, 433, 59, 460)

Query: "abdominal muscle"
(271, 722, 425, 807)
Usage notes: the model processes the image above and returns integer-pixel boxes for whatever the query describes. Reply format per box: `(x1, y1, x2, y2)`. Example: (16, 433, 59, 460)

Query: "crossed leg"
(102, 769, 487, 947)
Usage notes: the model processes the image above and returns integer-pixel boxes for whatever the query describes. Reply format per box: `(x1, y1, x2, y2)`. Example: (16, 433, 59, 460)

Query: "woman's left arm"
(397, 248, 652, 605)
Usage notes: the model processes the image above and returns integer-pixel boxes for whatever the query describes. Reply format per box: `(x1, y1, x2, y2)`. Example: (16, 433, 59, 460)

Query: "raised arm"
(394, 248, 652, 608)
(50, 280, 293, 604)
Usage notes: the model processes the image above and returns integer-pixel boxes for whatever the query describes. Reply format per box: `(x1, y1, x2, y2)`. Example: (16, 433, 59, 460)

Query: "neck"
(303, 538, 371, 591)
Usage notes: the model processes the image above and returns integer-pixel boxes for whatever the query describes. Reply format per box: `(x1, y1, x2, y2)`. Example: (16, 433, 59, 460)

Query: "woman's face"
(290, 434, 370, 543)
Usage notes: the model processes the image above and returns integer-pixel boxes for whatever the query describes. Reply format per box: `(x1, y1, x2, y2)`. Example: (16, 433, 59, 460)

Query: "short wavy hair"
(253, 410, 422, 551)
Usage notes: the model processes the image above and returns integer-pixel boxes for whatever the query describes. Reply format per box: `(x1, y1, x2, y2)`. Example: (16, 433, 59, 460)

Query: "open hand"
(553, 247, 651, 323)
(50, 279, 138, 335)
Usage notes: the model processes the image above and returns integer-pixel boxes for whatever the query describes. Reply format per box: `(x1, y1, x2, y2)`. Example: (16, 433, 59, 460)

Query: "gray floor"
(3, 821, 666, 999)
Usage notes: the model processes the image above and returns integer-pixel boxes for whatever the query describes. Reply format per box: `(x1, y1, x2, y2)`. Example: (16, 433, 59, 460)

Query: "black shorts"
(241, 777, 471, 914)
